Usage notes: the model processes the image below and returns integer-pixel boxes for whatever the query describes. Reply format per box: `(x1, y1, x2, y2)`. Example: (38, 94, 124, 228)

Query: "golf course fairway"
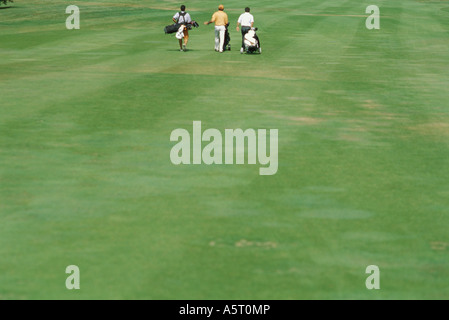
(1, 0, 448, 299)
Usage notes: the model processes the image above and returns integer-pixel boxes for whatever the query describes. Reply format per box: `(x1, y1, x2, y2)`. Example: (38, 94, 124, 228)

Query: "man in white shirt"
(173, 5, 192, 51)
(236, 7, 254, 53)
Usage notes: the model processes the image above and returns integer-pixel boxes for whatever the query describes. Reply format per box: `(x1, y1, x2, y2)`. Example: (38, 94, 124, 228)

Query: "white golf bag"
(244, 28, 261, 53)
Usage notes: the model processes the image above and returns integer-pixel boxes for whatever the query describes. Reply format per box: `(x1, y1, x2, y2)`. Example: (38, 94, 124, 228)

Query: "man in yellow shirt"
(204, 5, 229, 53)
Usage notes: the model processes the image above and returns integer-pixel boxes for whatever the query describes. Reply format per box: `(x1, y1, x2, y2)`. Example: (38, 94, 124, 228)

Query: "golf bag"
(164, 23, 181, 34)
(175, 25, 186, 39)
(244, 28, 262, 54)
(164, 12, 199, 34)
(164, 21, 199, 34)
(223, 23, 231, 51)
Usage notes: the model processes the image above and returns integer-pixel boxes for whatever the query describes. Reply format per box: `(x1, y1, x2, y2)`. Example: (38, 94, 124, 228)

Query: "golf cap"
(218, 4, 224, 10)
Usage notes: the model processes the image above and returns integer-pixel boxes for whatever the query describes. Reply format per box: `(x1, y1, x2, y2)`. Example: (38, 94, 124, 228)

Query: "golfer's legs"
(184, 29, 189, 46)
(241, 27, 250, 49)
(214, 27, 220, 51)
(218, 27, 225, 51)
(214, 26, 226, 51)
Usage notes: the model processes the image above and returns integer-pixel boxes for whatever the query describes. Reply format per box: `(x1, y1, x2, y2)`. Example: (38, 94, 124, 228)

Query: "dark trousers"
(241, 26, 251, 49)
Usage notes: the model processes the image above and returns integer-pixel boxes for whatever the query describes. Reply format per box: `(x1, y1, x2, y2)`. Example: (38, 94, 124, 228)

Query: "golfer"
(173, 5, 192, 51)
(204, 5, 229, 53)
(236, 7, 254, 53)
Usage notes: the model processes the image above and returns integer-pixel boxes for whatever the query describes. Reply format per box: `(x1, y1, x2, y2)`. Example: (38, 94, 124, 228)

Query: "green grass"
(1, 0, 449, 300)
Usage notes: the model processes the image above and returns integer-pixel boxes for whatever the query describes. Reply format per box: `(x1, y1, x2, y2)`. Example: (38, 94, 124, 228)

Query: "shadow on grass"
(166, 49, 199, 52)
(0, 6, 14, 9)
